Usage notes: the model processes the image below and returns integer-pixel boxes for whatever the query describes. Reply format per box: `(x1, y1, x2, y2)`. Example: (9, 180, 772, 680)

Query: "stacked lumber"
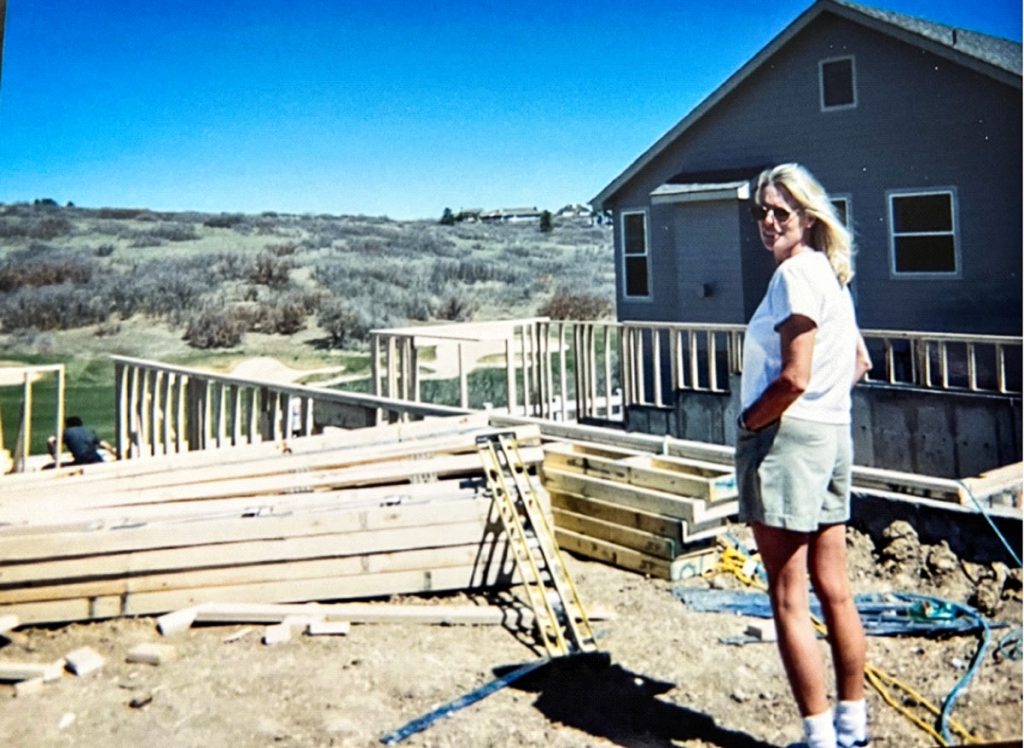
(0, 414, 545, 626)
(543, 440, 737, 579)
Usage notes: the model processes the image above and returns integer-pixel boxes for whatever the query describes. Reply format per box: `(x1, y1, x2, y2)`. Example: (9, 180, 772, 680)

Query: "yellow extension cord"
(706, 541, 979, 746)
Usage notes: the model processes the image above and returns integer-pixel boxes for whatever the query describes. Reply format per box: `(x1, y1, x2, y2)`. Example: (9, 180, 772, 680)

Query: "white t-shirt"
(740, 250, 861, 424)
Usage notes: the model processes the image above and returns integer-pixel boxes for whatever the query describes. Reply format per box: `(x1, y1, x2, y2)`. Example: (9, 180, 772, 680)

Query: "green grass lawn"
(1, 354, 117, 456)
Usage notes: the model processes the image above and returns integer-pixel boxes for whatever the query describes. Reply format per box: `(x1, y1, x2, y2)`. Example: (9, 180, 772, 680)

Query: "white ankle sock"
(835, 699, 868, 746)
(802, 709, 837, 748)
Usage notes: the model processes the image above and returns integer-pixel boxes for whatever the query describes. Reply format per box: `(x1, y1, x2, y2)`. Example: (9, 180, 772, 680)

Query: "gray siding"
(608, 13, 1021, 334)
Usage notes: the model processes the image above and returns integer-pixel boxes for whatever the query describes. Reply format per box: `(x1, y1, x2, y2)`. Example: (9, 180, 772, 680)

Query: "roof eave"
(590, 1, 827, 210)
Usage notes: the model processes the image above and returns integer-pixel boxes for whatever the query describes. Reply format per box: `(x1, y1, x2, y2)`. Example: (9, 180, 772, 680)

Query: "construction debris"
(64, 646, 105, 677)
(0, 614, 18, 636)
(125, 643, 177, 666)
(0, 658, 64, 682)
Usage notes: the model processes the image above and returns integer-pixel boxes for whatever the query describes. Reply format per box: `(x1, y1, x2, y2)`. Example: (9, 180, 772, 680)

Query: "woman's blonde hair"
(755, 163, 854, 285)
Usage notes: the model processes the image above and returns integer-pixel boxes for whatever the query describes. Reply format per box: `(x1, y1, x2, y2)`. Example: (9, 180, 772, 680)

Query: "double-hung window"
(830, 196, 851, 228)
(888, 189, 959, 276)
(819, 56, 857, 111)
(621, 210, 650, 297)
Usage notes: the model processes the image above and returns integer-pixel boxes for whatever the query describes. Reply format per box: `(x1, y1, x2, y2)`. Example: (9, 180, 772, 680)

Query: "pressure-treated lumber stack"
(0, 414, 545, 625)
(543, 440, 737, 579)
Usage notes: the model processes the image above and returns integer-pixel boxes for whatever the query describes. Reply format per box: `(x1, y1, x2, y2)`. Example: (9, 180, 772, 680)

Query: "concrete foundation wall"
(625, 375, 1022, 478)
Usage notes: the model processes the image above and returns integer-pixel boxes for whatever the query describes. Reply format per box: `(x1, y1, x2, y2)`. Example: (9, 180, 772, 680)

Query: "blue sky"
(0, 1, 1020, 219)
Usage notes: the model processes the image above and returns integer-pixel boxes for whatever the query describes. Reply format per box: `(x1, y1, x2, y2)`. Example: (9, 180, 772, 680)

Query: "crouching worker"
(48, 415, 117, 466)
(735, 164, 872, 748)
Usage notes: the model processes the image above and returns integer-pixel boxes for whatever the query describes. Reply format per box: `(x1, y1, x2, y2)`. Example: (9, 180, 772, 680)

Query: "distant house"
(592, 0, 1022, 335)
(556, 203, 595, 220)
(480, 207, 544, 223)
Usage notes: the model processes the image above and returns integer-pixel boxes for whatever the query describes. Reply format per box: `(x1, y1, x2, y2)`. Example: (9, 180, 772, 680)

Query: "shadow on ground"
(499, 652, 778, 748)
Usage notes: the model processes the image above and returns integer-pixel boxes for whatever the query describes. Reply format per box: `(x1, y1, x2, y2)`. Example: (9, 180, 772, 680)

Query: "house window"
(830, 196, 850, 227)
(621, 210, 650, 297)
(819, 56, 856, 110)
(888, 190, 959, 275)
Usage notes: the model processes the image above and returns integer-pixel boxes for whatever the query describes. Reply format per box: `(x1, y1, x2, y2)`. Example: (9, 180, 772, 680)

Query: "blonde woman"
(735, 164, 871, 748)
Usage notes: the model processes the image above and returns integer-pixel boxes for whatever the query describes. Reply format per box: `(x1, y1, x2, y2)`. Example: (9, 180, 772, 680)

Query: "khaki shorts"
(734, 416, 852, 532)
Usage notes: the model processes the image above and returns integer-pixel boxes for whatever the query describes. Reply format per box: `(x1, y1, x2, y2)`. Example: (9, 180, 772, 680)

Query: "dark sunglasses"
(750, 204, 797, 224)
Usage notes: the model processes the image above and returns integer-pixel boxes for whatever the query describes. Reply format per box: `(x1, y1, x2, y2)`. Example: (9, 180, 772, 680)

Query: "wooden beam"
(555, 528, 672, 579)
(544, 441, 737, 502)
(1, 536, 512, 604)
(0, 504, 495, 573)
(1, 564, 519, 625)
(552, 507, 677, 560)
(550, 490, 684, 540)
(543, 468, 736, 525)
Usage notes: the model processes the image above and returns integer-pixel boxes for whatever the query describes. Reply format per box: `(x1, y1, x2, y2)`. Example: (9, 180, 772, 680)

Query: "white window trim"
(819, 55, 857, 112)
(887, 188, 961, 279)
(829, 194, 852, 229)
(620, 208, 651, 299)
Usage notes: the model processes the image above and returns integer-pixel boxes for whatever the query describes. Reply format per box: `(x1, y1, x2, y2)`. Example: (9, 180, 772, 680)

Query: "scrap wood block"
(0, 658, 64, 683)
(157, 607, 199, 636)
(669, 546, 719, 581)
(65, 646, 105, 677)
(306, 620, 351, 636)
(126, 642, 177, 666)
(745, 621, 777, 642)
(14, 677, 46, 697)
(0, 613, 18, 636)
(262, 623, 293, 645)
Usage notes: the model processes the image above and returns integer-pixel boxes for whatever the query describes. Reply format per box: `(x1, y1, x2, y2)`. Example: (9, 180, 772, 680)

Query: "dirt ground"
(1, 522, 1020, 748)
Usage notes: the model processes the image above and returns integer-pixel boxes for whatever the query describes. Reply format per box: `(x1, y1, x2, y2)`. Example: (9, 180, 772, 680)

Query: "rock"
(731, 688, 749, 703)
(709, 575, 732, 590)
(882, 520, 918, 543)
(971, 578, 1004, 616)
(129, 691, 154, 709)
(879, 521, 922, 572)
(925, 541, 959, 578)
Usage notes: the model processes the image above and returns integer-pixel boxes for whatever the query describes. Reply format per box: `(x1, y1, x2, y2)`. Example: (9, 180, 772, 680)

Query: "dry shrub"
(184, 306, 246, 349)
(538, 290, 612, 320)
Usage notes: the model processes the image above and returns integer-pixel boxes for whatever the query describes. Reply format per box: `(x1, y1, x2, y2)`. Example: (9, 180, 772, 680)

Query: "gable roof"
(592, 0, 1023, 210)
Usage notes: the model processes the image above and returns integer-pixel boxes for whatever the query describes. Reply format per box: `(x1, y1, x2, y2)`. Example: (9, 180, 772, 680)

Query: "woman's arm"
(852, 334, 872, 386)
(740, 314, 816, 431)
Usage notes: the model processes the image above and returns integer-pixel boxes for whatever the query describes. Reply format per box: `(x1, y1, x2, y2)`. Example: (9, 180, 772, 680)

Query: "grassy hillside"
(0, 202, 614, 450)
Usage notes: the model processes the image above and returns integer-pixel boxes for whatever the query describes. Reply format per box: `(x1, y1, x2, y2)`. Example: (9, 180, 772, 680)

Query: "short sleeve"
(767, 258, 824, 329)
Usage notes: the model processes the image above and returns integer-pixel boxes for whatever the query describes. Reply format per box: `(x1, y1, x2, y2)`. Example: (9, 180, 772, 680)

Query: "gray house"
(592, 0, 1022, 336)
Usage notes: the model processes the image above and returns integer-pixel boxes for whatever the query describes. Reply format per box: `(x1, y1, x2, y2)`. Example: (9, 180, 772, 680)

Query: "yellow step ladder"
(476, 432, 597, 657)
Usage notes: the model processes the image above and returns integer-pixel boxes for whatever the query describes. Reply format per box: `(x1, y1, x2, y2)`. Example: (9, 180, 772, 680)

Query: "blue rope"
(909, 594, 992, 745)
(955, 479, 1023, 567)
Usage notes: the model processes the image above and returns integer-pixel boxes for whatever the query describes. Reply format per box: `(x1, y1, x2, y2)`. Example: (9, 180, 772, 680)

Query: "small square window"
(820, 57, 856, 110)
(830, 197, 850, 227)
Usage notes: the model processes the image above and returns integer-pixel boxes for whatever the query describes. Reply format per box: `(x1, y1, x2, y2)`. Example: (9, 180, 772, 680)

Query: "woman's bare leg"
(809, 523, 866, 701)
(752, 522, 829, 716)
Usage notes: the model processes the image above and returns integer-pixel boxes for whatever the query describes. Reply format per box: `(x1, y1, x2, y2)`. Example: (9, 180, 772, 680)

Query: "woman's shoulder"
(780, 250, 838, 286)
